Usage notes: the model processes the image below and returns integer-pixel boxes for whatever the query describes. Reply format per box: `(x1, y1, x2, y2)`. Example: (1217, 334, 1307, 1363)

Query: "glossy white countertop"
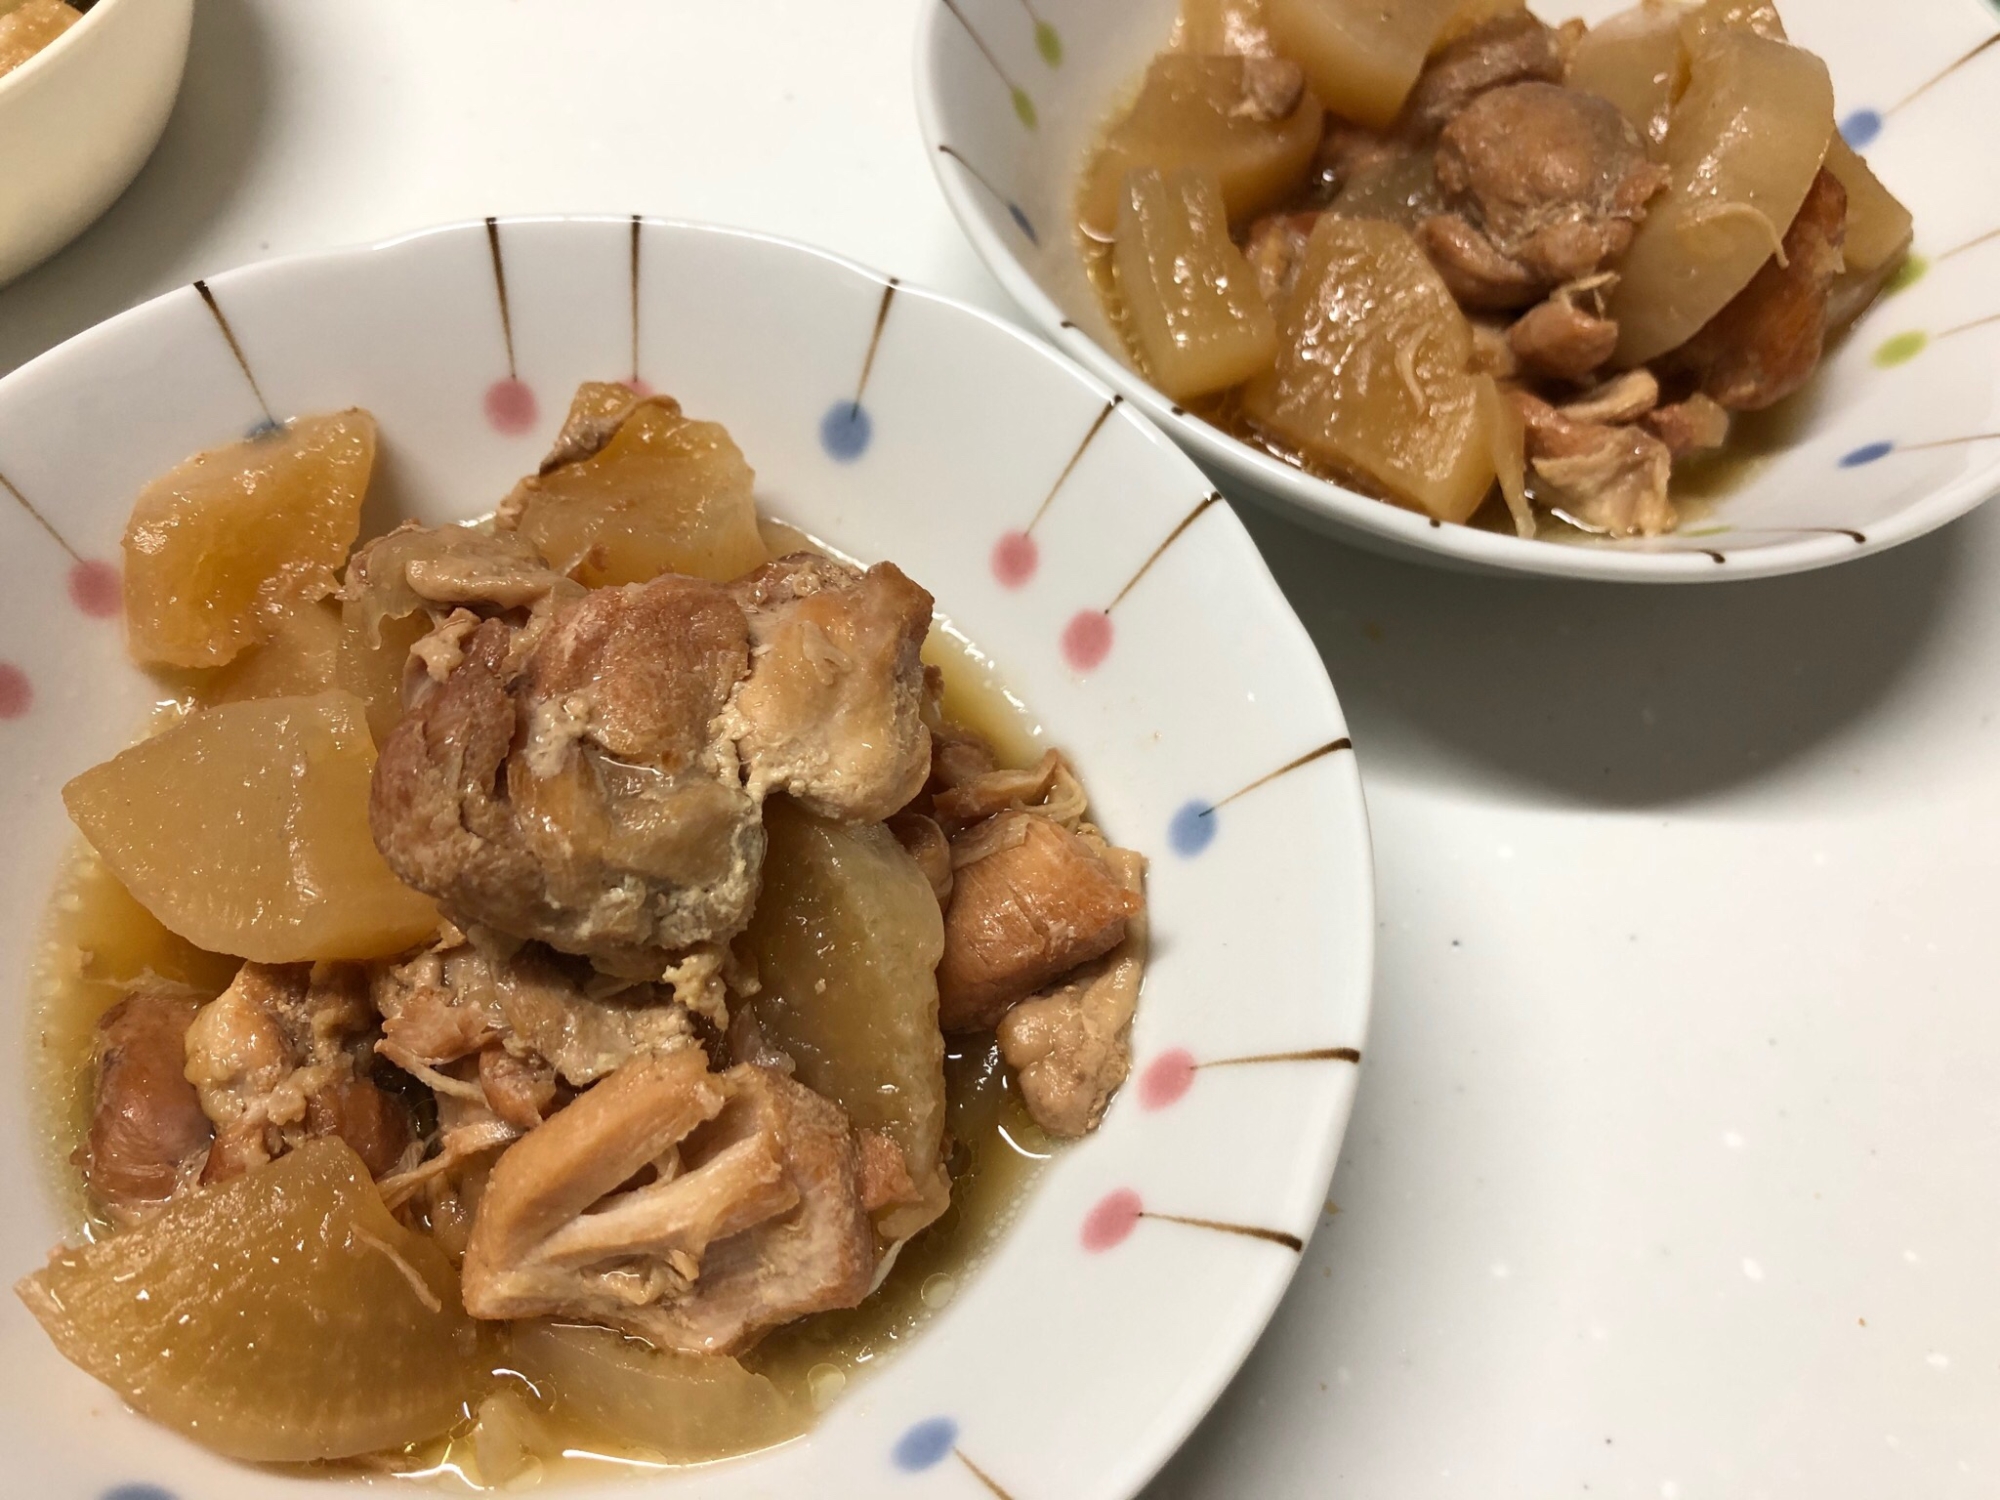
(2, 3, 1991, 1495)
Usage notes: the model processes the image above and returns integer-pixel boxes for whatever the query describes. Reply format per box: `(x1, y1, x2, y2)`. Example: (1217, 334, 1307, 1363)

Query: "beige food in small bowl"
(0, 0, 193, 287)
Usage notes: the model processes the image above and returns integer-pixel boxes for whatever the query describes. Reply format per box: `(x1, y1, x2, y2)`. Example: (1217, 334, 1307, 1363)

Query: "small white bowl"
(0, 0, 193, 287)
(0, 218, 1374, 1498)
(915, 0, 2000, 581)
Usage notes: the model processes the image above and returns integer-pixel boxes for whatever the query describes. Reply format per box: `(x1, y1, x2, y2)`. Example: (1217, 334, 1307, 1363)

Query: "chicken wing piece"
(371, 574, 765, 976)
(998, 846, 1148, 1138)
(723, 554, 934, 824)
(937, 813, 1143, 1031)
(81, 988, 215, 1220)
(462, 1053, 874, 1356)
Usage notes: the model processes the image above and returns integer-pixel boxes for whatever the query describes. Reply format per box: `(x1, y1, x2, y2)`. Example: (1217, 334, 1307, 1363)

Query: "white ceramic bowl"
(915, 0, 2000, 581)
(0, 219, 1374, 1498)
(0, 0, 193, 287)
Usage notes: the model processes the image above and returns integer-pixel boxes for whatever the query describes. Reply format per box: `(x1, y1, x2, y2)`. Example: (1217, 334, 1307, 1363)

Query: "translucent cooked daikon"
(1241, 217, 1498, 522)
(1114, 168, 1280, 400)
(1263, 0, 1461, 130)
(122, 411, 375, 668)
(182, 587, 344, 707)
(62, 690, 438, 962)
(742, 799, 950, 1242)
(506, 387, 769, 587)
(1080, 55, 1322, 237)
(1174, 0, 1275, 56)
(15, 1140, 477, 1463)
(1605, 28, 1833, 365)
(1565, 0, 1691, 151)
(510, 1323, 809, 1465)
(1822, 135, 1913, 330)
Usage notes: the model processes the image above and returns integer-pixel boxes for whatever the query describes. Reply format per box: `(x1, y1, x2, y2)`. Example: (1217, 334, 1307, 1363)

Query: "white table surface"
(5, 3, 1993, 1496)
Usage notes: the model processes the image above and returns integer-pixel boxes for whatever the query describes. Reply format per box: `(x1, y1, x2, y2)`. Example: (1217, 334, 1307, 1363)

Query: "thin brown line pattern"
(852, 278, 901, 406)
(1107, 491, 1221, 612)
(941, 0, 1033, 117)
(485, 217, 517, 378)
(193, 280, 274, 425)
(1027, 396, 1121, 534)
(1937, 310, 2000, 341)
(1204, 737, 1352, 815)
(1889, 30, 2000, 116)
(0, 468, 79, 561)
(1901, 431, 2000, 452)
(629, 214, 643, 383)
(1201, 1046, 1362, 1070)
(956, 1449, 1017, 1499)
(1938, 223, 2000, 262)
(1141, 1212, 1304, 1253)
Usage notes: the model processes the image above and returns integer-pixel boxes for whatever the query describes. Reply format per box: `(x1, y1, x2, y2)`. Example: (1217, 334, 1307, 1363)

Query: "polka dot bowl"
(916, 0, 2000, 581)
(0, 220, 1374, 1497)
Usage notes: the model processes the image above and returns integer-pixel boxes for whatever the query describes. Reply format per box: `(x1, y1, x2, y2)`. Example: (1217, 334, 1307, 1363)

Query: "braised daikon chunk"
(511, 1323, 808, 1464)
(1115, 168, 1280, 400)
(1823, 135, 1913, 331)
(1174, 0, 1275, 55)
(1604, 28, 1833, 365)
(504, 386, 769, 587)
(62, 691, 437, 962)
(742, 799, 949, 1241)
(1080, 55, 1322, 237)
(184, 587, 344, 707)
(1565, 0, 1689, 150)
(15, 1140, 475, 1462)
(1242, 217, 1497, 521)
(1264, 0, 1461, 130)
(122, 411, 375, 668)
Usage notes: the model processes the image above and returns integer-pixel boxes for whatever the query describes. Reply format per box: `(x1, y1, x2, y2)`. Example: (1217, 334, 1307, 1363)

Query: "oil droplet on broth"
(921, 1273, 957, 1310)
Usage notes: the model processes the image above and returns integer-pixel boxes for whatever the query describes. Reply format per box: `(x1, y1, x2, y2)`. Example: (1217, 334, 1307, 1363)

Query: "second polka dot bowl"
(0, 220, 1374, 1498)
(916, 0, 2000, 581)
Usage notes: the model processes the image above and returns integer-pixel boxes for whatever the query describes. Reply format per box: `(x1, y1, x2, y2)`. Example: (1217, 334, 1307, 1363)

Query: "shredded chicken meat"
(183, 962, 411, 1183)
(462, 1049, 874, 1355)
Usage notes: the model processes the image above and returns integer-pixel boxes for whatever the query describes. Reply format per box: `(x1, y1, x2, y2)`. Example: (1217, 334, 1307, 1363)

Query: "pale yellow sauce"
(27, 523, 1058, 1489)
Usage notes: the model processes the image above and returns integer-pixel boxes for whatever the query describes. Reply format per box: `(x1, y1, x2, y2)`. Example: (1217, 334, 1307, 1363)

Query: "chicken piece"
(1668, 167, 1847, 412)
(938, 813, 1144, 1031)
(1234, 55, 1307, 120)
(1644, 393, 1732, 458)
(1314, 119, 1406, 197)
(80, 988, 215, 1219)
(371, 932, 695, 1089)
(856, 1128, 918, 1214)
(1398, 12, 1568, 138)
(722, 555, 934, 824)
(479, 1046, 558, 1130)
(1514, 390, 1675, 537)
(1242, 211, 1322, 314)
(462, 1054, 874, 1356)
(1559, 368, 1659, 425)
(1507, 286, 1620, 381)
(1420, 82, 1668, 309)
(932, 749, 1089, 836)
(343, 522, 575, 646)
(371, 575, 764, 976)
(888, 813, 953, 907)
(927, 717, 1001, 794)
(998, 847, 1148, 1138)
(183, 962, 411, 1182)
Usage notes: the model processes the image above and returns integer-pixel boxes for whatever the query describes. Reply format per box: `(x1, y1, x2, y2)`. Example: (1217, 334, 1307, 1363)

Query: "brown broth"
(26, 571, 1055, 1490)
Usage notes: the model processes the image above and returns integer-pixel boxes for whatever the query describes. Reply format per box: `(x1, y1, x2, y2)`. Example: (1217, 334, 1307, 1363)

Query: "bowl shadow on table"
(0, 0, 269, 376)
(1230, 495, 1964, 809)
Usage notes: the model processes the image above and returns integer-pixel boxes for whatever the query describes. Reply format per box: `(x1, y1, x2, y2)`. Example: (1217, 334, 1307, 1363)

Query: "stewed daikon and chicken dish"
(19, 384, 1147, 1480)
(1080, 0, 1911, 538)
